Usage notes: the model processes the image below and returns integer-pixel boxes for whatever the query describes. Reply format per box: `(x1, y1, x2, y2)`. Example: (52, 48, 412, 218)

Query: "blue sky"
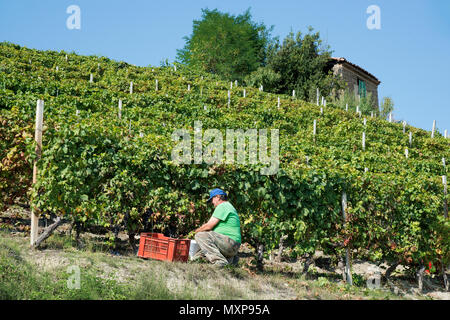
(1, 0, 449, 133)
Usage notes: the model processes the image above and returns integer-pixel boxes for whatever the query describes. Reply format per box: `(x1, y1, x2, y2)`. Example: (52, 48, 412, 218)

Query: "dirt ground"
(1, 205, 449, 300)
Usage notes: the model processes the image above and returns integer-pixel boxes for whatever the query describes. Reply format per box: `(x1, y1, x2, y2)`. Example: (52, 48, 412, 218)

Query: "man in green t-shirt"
(192, 188, 241, 267)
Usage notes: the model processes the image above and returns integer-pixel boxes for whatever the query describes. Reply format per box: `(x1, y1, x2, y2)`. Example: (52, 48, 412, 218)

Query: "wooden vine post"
(443, 175, 449, 291)
(31, 99, 44, 247)
(443, 175, 448, 219)
(362, 132, 366, 151)
(257, 244, 264, 271)
(276, 235, 288, 262)
(316, 88, 319, 106)
(341, 192, 353, 286)
(431, 120, 436, 138)
(313, 119, 317, 143)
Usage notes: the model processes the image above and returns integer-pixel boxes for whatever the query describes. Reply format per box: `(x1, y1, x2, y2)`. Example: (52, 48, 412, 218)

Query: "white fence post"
(362, 132, 366, 151)
(443, 175, 448, 219)
(313, 119, 317, 142)
(341, 192, 353, 286)
(31, 99, 44, 247)
(431, 120, 436, 138)
(316, 88, 319, 106)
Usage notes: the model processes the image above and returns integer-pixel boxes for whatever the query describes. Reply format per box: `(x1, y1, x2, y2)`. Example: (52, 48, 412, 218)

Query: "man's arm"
(195, 216, 220, 233)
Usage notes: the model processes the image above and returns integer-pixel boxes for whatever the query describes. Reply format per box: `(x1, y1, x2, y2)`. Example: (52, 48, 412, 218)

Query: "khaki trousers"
(193, 231, 240, 266)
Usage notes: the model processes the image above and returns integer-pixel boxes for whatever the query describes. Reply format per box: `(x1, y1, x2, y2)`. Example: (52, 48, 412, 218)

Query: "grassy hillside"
(0, 42, 449, 277)
(0, 228, 430, 300)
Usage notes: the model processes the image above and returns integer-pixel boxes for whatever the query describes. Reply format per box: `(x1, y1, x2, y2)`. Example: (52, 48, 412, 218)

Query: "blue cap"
(207, 188, 227, 202)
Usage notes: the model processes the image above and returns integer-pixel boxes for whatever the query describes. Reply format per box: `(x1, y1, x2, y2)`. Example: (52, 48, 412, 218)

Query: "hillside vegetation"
(0, 42, 449, 279)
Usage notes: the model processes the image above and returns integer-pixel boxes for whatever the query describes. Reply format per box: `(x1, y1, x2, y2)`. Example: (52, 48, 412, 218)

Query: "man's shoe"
(227, 255, 239, 266)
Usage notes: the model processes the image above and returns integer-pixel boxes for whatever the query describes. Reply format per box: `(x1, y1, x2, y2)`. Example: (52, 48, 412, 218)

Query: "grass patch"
(0, 239, 129, 299)
(0, 231, 436, 300)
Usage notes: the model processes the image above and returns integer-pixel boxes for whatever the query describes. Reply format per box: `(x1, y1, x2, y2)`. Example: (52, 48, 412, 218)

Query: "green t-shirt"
(212, 201, 241, 244)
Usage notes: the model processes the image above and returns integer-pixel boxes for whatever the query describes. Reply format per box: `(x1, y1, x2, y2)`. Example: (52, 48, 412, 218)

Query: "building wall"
(332, 63, 379, 108)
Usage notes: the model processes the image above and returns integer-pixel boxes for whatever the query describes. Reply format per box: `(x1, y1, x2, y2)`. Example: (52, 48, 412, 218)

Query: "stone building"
(328, 57, 381, 107)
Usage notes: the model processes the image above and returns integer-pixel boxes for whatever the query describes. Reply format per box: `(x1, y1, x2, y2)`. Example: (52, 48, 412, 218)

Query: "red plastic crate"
(137, 233, 191, 262)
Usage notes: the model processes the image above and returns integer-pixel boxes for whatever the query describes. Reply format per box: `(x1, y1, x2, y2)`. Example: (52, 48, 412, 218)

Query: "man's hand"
(195, 216, 220, 233)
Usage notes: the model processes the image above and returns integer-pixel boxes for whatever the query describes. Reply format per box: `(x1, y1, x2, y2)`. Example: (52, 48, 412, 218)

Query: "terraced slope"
(0, 42, 448, 273)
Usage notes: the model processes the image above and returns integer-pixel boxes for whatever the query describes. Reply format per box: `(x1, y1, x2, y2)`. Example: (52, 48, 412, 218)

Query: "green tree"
(176, 8, 272, 82)
(332, 90, 376, 115)
(247, 27, 342, 101)
(332, 88, 359, 111)
(244, 66, 281, 92)
(380, 96, 394, 119)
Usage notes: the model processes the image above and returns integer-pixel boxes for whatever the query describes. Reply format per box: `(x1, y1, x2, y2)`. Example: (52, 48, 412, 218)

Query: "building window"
(358, 79, 367, 98)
